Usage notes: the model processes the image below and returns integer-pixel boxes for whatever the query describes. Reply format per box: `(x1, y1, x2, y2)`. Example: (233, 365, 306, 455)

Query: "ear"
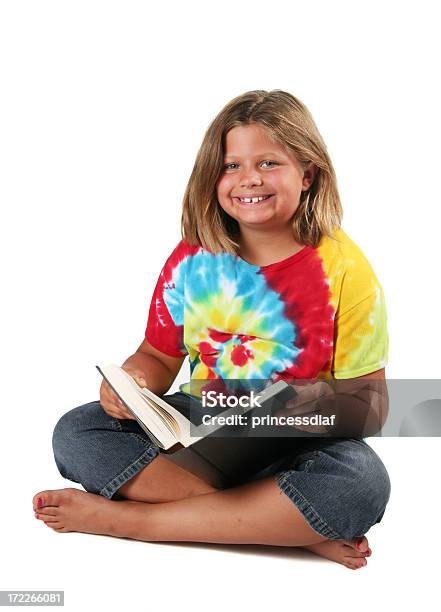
(302, 163, 318, 191)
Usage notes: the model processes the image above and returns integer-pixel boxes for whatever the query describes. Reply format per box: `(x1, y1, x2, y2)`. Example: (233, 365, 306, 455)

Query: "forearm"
(121, 351, 176, 396)
(282, 379, 389, 438)
(313, 388, 388, 437)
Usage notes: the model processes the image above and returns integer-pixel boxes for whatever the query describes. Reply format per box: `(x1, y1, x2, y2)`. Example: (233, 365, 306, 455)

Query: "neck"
(238, 225, 304, 267)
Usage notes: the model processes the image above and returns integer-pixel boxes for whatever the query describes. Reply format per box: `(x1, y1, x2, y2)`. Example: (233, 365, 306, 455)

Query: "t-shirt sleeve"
(145, 241, 189, 358)
(332, 253, 389, 379)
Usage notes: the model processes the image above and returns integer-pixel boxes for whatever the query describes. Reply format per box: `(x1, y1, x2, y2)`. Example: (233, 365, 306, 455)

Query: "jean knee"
(52, 401, 104, 481)
(353, 444, 391, 532)
(328, 444, 391, 539)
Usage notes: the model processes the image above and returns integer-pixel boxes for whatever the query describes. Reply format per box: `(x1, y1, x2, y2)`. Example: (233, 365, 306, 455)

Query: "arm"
(318, 368, 388, 437)
(277, 369, 388, 438)
(100, 339, 186, 419)
(122, 338, 186, 396)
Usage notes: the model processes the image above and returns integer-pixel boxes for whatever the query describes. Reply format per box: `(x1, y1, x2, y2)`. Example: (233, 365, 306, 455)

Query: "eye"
(223, 160, 279, 170)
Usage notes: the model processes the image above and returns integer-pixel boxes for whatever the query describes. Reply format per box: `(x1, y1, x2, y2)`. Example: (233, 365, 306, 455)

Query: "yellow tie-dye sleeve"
(331, 238, 389, 379)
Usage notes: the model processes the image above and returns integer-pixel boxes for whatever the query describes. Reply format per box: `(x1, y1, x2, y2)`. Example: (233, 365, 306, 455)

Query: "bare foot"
(33, 488, 373, 566)
(303, 536, 372, 570)
(32, 488, 143, 538)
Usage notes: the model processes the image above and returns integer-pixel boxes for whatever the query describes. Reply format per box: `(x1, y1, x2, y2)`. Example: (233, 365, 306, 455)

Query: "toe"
(32, 490, 61, 511)
(343, 547, 367, 559)
(344, 561, 358, 570)
(35, 512, 59, 524)
(349, 535, 369, 553)
(32, 492, 45, 510)
(52, 525, 70, 533)
(41, 516, 60, 524)
(44, 520, 64, 531)
(35, 507, 58, 517)
(346, 557, 367, 569)
(35, 512, 59, 522)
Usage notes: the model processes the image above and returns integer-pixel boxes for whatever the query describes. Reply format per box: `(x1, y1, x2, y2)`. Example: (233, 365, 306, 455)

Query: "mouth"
(233, 194, 274, 205)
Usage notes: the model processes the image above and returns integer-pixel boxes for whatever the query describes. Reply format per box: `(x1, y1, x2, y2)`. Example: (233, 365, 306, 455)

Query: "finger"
(121, 408, 135, 419)
(100, 403, 124, 420)
(121, 367, 147, 387)
(102, 387, 118, 407)
(101, 387, 135, 419)
(113, 403, 134, 420)
(117, 398, 130, 414)
(130, 375, 147, 388)
(109, 391, 127, 412)
(103, 392, 132, 418)
(110, 388, 123, 403)
(103, 382, 113, 394)
(109, 409, 130, 420)
(102, 381, 119, 402)
(102, 407, 119, 419)
(298, 387, 321, 402)
(277, 399, 319, 417)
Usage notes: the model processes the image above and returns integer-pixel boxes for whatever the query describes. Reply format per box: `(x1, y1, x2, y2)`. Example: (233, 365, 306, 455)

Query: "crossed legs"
(33, 455, 371, 569)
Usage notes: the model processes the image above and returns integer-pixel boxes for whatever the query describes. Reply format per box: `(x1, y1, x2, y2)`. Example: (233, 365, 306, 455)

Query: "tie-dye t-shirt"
(145, 228, 388, 389)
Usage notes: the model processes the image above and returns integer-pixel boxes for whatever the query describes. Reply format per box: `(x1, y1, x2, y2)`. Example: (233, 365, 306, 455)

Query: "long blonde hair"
(181, 89, 342, 253)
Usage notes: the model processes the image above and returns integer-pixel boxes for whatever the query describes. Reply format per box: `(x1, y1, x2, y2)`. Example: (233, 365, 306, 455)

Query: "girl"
(33, 90, 390, 570)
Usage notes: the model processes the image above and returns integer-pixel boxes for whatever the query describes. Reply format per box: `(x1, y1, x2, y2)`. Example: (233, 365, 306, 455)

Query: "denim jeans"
(52, 394, 391, 541)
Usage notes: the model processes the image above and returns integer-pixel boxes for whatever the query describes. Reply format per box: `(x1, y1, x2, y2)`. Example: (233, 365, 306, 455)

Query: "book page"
(96, 364, 179, 449)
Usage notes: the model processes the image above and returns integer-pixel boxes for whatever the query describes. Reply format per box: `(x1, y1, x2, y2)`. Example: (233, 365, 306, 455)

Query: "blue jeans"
(52, 394, 391, 541)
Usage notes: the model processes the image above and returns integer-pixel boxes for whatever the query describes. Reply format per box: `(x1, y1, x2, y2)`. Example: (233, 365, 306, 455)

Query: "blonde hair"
(181, 89, 343, 253)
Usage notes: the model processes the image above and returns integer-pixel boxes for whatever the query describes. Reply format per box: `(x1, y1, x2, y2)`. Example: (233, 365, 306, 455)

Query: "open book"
(97, 363, 201, 450)
(96, 363, 299, 487)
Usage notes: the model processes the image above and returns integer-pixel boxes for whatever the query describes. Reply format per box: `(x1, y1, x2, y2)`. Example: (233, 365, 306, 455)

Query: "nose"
(239, 166, 263, 188)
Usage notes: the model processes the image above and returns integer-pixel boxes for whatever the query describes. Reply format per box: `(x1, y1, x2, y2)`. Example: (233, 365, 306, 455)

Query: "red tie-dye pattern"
(198, 341, 218, 368)
(146, 241, 199, 357)
(231, 343, 255, 366)
(260, 250, 334, 380)
(208, 329, 232, 343)
(198, 329, 258, 371)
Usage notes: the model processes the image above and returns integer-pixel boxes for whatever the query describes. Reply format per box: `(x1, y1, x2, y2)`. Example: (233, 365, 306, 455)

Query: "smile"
(234, 195, 274, 204)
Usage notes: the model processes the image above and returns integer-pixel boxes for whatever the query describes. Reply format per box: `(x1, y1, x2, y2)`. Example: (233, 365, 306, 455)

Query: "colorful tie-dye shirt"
(145, 228, 388, 389)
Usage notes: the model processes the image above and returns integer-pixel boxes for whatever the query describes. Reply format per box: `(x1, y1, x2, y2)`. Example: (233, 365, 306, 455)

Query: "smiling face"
(216, 123, 316, 234)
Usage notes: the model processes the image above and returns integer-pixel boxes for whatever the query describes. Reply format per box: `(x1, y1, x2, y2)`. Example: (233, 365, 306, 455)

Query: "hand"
(275, 381, 334, 433)
(278, 381, 334, 415)
(99, 366, 148, 420)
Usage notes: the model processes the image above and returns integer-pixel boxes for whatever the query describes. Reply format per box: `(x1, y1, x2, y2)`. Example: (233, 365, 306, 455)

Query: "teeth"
(238, 195, 270, 203)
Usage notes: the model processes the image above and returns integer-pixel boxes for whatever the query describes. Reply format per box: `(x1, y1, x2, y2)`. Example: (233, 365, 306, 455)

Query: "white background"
(1, 1, 440, 610)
